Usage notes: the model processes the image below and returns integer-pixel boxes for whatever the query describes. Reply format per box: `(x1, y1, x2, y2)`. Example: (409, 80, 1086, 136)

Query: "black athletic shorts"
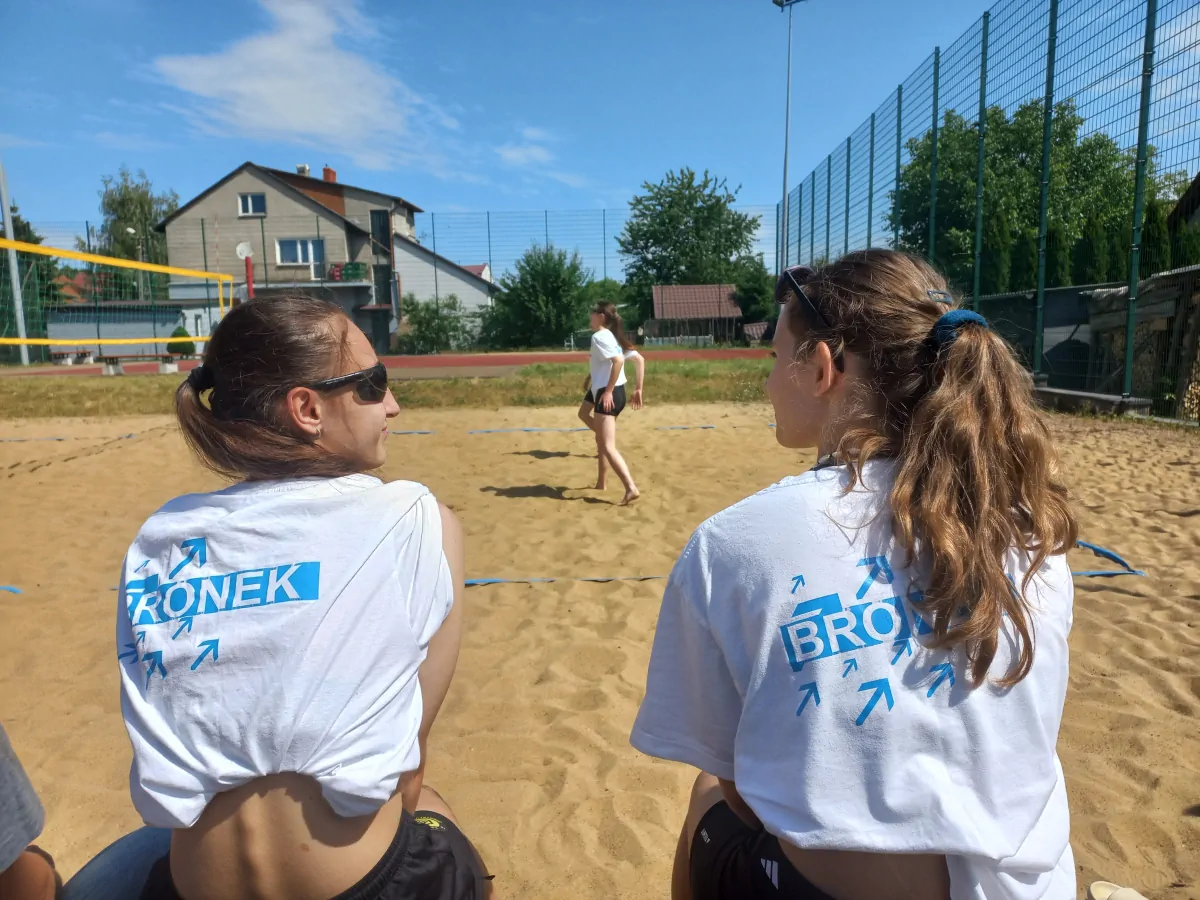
(690, 801, 833, 900)
(139, 810, 491, 900)
(585, 383, 627, 417)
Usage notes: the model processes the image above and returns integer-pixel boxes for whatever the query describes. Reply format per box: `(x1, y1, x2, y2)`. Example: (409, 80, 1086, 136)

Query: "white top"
(117, 474, 453, 828)
(590, 327, 627, 393)
(630, 462, 1075, 900)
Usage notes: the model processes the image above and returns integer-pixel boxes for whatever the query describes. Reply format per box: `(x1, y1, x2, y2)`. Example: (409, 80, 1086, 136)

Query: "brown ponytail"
(176, 294, 362, 481)
(595, 301, 633, 350)
(781, 249, 1077, 686)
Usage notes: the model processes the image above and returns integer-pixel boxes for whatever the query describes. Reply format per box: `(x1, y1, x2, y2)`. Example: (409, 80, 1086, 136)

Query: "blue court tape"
(1073, 540, 1147, 579)
(466, 427, 590, 434)
(0, 433, 137, 444)
(390, 430, 435, 435)
(656, 425, 716, 430)
(466, 575, 666, 587)
(0, 586, 22, 594)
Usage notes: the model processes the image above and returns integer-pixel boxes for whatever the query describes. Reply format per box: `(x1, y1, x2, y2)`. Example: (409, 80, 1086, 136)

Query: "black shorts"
(139, 810, 491, 900)
(690, 802, 833, 900)
(585, 384, 626, 417)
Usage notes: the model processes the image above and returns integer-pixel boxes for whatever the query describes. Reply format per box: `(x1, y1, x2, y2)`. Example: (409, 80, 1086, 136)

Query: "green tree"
(1045, 223, 1071, 288)
(83, 167, 179, 263)
(1073, 213, 1111, 285)
(1108, 229, 1129, 283)
(1140, 196, 1171, 277)
(1010, 231, 1039, 292)
(1172, 221, 1200, 269)
(618, 169, 760, 323)
(396, 293, 474, 354)
(479, 244, 591, 348)
(889, 98, 1183, 291)
(578, 278, 626, 315)
(732, 255, 776, 323)
(979, 203, 1011, 295)
(166, 326, 196, 356)
(1, 204, 62, 359)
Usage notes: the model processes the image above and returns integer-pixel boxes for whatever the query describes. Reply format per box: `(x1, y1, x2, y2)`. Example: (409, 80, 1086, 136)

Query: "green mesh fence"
(783, 0, 1200, 418)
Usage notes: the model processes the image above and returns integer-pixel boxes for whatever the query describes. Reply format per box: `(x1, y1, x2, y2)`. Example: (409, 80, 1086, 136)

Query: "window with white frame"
(238, 193, 267, 216)
(276, 238, 325, 270)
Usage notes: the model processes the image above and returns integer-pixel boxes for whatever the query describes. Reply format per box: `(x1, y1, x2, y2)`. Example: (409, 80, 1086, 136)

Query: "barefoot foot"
(620, 490, 641, 506)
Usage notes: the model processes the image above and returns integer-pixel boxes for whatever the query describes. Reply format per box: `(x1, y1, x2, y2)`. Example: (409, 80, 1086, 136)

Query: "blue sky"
(1, 0, 994, 227)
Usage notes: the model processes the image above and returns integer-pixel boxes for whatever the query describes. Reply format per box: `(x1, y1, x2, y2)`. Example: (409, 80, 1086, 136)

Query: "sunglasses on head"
(308, 362, 389, 403)
(775, 265, 844, 371)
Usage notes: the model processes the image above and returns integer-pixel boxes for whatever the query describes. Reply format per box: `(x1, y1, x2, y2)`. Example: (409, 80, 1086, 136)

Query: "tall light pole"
(774, 0, 808, 274)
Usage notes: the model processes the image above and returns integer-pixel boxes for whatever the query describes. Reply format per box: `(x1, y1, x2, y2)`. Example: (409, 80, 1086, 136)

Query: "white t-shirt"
(117, 474, 453, 828)
(590, 327, 627, 393)
(630, 462, 1075, 900)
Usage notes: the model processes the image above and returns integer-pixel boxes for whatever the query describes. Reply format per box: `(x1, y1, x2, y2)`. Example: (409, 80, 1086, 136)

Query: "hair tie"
(187, 364, 215, 392)
(930, 309, 988, 349)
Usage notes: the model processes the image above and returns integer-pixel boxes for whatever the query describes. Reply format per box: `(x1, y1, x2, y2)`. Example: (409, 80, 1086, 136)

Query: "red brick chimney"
(322, 165, 337, 183)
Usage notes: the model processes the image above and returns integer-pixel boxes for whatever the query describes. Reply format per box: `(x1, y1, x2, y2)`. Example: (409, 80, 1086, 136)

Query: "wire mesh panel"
(784, 0, 1200, 417)
(0, 239, 230, 363)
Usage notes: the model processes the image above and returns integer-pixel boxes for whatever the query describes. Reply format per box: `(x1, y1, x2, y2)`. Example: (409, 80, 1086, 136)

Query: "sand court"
(0, 403, 1197, 898)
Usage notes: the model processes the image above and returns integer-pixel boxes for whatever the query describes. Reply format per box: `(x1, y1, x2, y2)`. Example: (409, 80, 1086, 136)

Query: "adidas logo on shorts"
(760, 857, 779, 889)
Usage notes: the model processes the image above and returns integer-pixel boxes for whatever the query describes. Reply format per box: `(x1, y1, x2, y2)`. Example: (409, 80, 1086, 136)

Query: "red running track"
(6, 348, 770, 378)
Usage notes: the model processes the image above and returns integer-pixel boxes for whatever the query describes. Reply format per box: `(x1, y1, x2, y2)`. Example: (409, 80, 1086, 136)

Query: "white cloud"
(153, 0, 457, 172)
(0, 133, 47, 149)
(520, 126, 556, 143)
(495, 143, 554, 166)
(87, 131, 172, 153)
(548, 171, 589, 189)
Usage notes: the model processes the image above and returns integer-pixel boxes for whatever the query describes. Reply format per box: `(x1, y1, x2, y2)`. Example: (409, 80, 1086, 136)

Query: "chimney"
(322, 165, 337, 183)
(296, 163, 310, 177)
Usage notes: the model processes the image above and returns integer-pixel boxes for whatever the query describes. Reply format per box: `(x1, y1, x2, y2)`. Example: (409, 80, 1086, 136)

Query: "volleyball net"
(0, 238, 233, 364)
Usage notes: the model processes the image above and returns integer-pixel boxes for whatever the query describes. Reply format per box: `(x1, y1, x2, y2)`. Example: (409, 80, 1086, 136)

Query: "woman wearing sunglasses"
(115, 295, 494, 900)
(632, 250, 1078, 900)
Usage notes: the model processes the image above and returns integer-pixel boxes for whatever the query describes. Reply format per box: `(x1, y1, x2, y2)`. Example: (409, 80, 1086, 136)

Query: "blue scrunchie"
(931, 309, 988, 348)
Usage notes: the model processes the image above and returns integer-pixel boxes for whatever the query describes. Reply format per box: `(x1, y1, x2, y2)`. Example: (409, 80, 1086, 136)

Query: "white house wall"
(164, 169, 350, 284)
(392, 237, 492, 313)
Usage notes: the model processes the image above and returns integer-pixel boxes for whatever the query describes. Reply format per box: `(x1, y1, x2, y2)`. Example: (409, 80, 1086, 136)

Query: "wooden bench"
(98, 354, 180, 376)
(49, 350, 94, 366)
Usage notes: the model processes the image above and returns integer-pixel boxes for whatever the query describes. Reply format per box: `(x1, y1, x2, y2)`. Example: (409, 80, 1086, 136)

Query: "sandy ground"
(0, 404, 1197, 898)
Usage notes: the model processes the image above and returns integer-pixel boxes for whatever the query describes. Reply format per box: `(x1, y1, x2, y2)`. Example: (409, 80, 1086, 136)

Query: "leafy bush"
(166, 326, 196, 356)
(395, 293, 474, 354)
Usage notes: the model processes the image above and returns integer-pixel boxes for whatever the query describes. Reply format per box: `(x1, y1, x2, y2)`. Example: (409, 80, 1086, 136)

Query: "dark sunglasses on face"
(775, 265, 845, 372)
(307, 362, 389, 403)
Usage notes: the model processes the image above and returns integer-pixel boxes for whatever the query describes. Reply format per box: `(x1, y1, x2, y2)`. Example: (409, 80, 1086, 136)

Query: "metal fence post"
(1033, 0, 1059, 375)
(797, 185, 804, 267)
(431, 212, 440, 307)
(867, 113, 876, 248)
(315, 215, 323, 284)
(259, 218, 269, 287)
(776, 202, 783, 275)
(544, 209, 549, 247)
(86, 221, 102, 356)
(487, 210, 493, 275)
(895, 84, 903, 247)
(1124, 0, 1158, 397)
(972, 12, 991, 309)
(844, 137, 852, 255)
(0, 159, 29, 365)
(825, 154, 832, 261)
(601, 208, 607, 280)
(201, 218, 212, 313)
(809, 170, 816, 263)
(929, 47, 941, 263)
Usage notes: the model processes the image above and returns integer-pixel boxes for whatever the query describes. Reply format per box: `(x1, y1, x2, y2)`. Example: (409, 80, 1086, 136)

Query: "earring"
(315, 427, 323, 439)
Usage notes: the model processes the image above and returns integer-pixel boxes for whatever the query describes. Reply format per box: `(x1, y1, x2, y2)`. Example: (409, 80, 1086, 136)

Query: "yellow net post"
(0, 238, 232, 364)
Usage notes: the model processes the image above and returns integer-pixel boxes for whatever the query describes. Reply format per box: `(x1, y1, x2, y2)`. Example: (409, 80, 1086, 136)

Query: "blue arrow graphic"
(855, 678, 894, 726)
(891, 638, 912, 665)
(135, 630, 146, 648)
(143, 650, 166, 687)
(855, 556, 895, 600)
(795, 681, 820, 716)
(191, 639, 219, 671)
(842, 658, 859, 678)
(169, 538, 208, 579)
(135, 559, 150, 573)
(927, 662, 955, 698)
(171, 617, 194, 640)
(117, 643, 139, 663)
(790, 574, 805, 594)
